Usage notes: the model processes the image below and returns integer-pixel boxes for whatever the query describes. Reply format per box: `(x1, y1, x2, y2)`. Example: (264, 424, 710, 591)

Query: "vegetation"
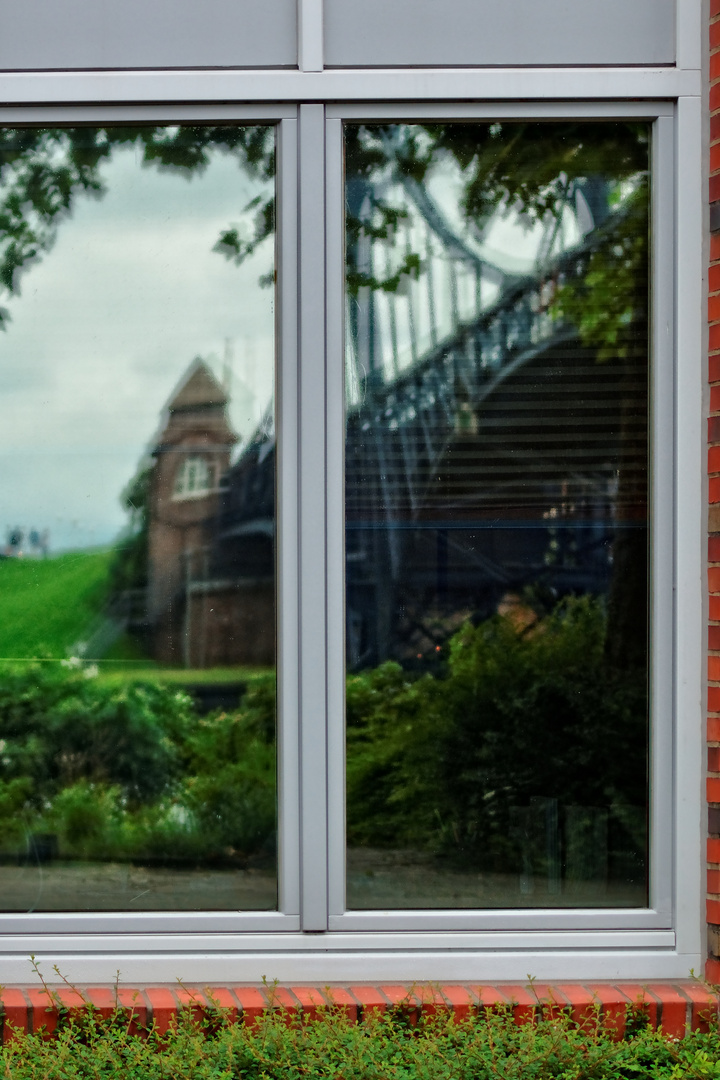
(1, 987, 719, 1079)
(347, 596, 647, 874)
(96, 665, 273, 687)
(0, 547, 271, 681)
(0, 551, 112, 660)
(0, 591, 644, 873)
(107, 466, 152, 596)
(0, 663, 276, 864)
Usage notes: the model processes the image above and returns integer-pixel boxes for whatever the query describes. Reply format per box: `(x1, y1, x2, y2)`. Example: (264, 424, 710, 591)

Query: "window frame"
(0, 54, 704, 982)
(0, 105, 301, 938)
(325, 101, 676, 935)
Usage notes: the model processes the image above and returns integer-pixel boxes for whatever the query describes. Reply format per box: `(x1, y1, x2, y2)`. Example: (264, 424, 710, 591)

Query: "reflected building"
(146, 359, 275, 667)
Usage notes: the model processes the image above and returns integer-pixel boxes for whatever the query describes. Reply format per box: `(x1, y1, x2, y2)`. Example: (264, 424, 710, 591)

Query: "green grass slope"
(0, 552, 274, 679)
(0, 550, 111, 660)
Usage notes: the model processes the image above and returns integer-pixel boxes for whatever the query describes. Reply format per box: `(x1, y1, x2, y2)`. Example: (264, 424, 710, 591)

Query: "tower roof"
(168, 358, 228, 411)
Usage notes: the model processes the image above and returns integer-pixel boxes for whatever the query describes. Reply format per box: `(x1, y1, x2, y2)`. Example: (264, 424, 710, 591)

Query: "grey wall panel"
(0, 0, 297, 70)
(325, 0, 675, 67)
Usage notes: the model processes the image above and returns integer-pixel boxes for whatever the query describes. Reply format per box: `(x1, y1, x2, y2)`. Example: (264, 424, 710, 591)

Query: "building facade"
(0, 0, 708, 990)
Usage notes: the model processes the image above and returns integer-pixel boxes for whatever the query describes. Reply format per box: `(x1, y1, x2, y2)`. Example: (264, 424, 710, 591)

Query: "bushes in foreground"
(2, 993, 720, 1079)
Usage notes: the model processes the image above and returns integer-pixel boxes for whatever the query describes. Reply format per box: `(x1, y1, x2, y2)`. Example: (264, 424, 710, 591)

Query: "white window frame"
(0, 0, 704, 982)
(0, 105, 302, 946)
(326, 101, 676, 939)
(173, 457, 215, 500)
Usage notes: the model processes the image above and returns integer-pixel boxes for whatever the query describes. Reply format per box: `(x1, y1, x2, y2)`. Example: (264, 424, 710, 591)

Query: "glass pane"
(345, 122, 649, 910)
(0, 125, 277, 911)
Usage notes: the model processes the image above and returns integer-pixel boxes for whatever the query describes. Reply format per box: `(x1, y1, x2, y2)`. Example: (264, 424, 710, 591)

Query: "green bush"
(347, 596, 647, 872)
(2, 989, 720, 1079)
(0, 663, 277, 864)
(0, 663, 193, 802)
(0, 596, 648, 876)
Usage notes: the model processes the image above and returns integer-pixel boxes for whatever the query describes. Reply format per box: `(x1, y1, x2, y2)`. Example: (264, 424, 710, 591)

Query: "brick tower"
(147, 358, 238, 664)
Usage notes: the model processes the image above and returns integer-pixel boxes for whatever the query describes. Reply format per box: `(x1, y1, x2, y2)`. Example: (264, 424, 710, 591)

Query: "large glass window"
(0, 125, 277, 911)
(344, 122, 650, 910)
(0, 107, 690, 953)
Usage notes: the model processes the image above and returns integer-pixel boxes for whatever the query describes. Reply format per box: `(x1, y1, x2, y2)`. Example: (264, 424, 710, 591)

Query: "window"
(0, 93, 702, 980)
(343, 120, 651, 913)
(173, 458, 214, 499)
(0, 123, 279, 915)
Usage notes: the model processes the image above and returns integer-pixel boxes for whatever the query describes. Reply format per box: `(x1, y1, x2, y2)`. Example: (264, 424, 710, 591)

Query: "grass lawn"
(0, 550, 272, 685)
(0, 550, 112, 660)
(96, 664, 273, 686)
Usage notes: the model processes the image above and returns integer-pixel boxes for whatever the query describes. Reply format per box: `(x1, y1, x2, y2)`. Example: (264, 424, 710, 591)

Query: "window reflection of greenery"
(0, 661, 276, 870)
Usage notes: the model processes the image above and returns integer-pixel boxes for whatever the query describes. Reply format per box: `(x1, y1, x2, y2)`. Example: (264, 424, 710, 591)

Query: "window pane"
(345, 122, 649, 910)
(0, 125, 277, 911)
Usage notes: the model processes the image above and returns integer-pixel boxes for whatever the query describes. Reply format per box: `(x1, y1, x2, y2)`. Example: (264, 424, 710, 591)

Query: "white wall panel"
(325, 0, 675, 68)
(0, 0, 296, 70)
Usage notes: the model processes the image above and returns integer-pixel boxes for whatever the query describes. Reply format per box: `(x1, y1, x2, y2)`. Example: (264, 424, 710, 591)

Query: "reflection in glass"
(0, 126, 277, 911)
(345, 123, 650, 909)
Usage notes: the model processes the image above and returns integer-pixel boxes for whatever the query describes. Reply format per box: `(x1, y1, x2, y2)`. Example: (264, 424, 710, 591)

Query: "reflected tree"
(0, 125, 275, 329)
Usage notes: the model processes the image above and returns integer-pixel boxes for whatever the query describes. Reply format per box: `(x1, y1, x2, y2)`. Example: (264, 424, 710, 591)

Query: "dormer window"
(173, 456, 214, 499)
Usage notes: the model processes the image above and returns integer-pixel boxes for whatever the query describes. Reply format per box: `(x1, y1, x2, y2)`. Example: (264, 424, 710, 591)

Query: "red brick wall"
(709, 0, 720, 984)
(147, 414, 233, 663)
(185, 582, 275, 667)
(0, 982, 715, 1042)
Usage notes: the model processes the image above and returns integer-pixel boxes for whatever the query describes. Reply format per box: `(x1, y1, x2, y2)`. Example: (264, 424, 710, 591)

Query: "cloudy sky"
(0, 138, 275, 552)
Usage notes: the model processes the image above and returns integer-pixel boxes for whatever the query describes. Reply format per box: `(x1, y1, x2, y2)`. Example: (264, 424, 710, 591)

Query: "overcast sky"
(0, 141, 275, 552)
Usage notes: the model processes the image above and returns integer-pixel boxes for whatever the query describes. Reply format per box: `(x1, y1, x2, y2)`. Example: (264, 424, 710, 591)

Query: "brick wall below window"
(0, 982, 715, 1042)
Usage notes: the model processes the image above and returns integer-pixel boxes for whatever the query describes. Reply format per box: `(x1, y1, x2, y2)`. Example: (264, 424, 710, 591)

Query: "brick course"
(0, 983, 714, 1043)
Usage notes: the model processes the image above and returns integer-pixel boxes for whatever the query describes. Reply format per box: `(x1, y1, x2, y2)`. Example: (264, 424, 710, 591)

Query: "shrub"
(0, 664, 193, 805)
(347, 596, 647, 872)
(0, 664, 277, 864)
(1, 989, 719, 1080)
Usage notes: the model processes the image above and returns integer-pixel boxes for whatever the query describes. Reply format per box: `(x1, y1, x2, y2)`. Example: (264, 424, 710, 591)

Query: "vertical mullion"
(649, 113, 676, 924)
(673, 96, 704, 959)
(298, 103, 329, 931)
(651, 109, 677, 924)
(325, 117, 347, 917)
(277, 117, 300, 917)
(675, 0, 701, 73)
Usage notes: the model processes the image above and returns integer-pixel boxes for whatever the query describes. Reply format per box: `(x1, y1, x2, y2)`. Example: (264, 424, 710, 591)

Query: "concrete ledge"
(1, 982, 717, 1042)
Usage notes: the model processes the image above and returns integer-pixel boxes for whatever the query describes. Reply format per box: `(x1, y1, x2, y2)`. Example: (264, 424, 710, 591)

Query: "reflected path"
(0, 861, 277, 912)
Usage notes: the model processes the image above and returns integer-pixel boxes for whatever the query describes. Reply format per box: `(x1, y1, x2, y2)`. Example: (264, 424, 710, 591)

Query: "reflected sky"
(0, 142, 274, 553)
(345, 137, 594, 406)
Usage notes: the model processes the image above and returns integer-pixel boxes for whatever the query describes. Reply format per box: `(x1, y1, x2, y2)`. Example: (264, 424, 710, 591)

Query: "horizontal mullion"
(0, 72, 696, 109)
